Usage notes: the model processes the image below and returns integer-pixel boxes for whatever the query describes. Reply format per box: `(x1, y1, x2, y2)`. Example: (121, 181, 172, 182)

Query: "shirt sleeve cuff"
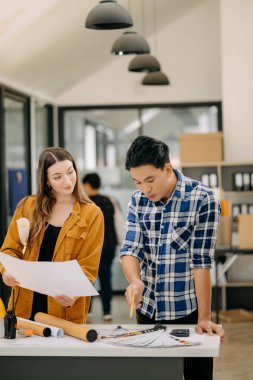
(190, 255, 213, 268)
(120, 248, 144, 262)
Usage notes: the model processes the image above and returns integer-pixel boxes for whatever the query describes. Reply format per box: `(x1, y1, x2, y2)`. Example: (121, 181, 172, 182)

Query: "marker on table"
(129, 285, 135, 318)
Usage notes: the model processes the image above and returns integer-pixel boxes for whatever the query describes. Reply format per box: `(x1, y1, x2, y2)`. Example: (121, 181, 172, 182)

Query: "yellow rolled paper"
(35, 312, 97, 342)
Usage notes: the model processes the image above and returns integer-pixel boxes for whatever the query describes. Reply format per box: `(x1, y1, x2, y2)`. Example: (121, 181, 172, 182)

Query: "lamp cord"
(153, 0, 157, 56)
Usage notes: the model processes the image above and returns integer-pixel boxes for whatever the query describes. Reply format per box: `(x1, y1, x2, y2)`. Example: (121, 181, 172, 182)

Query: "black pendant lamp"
(111, 31, 150, 55)
(142, 71, 170, 85)
(85, 1, 133, 30)
(128, 53, 161, 73)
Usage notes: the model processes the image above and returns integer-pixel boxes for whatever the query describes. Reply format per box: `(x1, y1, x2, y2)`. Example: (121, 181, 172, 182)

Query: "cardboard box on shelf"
(238, 214, 253, 249)
(216, 216, 232, 247)
(179, 132, 223, 163)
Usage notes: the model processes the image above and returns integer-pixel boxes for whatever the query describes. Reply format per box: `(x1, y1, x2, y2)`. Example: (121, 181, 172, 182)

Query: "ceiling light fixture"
(128, 53, 161, 72)
(111, 31, 150, 55)
(141, 0, 170, 85)
(142, 71, 170, 85)
(85, 0, 133, 30)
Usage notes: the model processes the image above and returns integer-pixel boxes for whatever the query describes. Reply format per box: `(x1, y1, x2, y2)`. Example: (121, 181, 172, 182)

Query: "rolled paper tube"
(35, 312, 98, 342)
(16, 320, 51, 337)
(18, 317, 64, 338)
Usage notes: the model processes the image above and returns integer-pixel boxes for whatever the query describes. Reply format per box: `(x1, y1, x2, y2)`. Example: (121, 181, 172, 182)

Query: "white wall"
(221, 0, 253, 162)
(57, 0, 221, 105)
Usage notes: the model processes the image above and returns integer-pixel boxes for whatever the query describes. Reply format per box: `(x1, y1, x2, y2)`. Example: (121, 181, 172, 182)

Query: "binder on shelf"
(240, 204, 248, 214)
(232, 204, 240, 220)
(233, 172, 243, 191)
(242, 173, 251, 191)
(209, 173, 218, 188)
(201, 174, 209, 187)
(248, 205, 253, 214)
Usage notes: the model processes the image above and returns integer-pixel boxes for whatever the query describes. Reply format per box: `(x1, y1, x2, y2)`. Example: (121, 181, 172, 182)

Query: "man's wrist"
(198, 314, 212, 321)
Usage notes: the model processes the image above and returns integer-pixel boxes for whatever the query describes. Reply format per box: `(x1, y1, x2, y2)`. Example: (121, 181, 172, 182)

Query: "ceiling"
(0, 0, 205, 102)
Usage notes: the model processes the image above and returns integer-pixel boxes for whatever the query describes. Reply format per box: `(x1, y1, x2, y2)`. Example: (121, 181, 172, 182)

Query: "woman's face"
(47, 160, 76, 197)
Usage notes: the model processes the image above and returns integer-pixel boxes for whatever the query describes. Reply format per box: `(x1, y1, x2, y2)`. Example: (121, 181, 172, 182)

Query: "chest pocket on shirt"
(65, 226, 88, 259)
(170, 224, 193, 251)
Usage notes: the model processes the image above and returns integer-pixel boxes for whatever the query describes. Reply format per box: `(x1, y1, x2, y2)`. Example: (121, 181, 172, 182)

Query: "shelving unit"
(181, 162, 253, 315)
(181, 161, 253, 206)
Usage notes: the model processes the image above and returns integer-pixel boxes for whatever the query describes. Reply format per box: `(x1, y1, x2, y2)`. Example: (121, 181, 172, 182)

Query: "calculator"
(170, 329, 190, 337)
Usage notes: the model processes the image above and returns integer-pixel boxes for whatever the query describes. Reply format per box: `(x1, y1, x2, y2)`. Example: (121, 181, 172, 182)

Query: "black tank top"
(30, 224, 61, 321)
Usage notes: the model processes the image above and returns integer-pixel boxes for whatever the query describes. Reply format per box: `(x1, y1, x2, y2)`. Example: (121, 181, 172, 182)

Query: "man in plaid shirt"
(120, 136, 224, 380)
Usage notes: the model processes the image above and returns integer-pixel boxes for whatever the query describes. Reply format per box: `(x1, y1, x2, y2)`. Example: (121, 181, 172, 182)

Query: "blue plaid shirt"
(120, 169, 220, 320)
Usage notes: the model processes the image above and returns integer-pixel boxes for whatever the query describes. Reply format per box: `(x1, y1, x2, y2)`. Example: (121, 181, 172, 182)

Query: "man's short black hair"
(125, 135, 170, 170)
(82, 173, 101, 189)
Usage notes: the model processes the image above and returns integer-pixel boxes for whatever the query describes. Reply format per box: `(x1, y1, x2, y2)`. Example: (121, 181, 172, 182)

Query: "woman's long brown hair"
(28, 147, 91, 247)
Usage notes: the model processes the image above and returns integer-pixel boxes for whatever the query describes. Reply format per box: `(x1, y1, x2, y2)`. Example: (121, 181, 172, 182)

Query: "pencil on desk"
(129, 286, 135, 318)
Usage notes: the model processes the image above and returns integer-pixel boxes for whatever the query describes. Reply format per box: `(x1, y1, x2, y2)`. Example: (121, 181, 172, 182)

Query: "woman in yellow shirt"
(1, 147, 104, 324)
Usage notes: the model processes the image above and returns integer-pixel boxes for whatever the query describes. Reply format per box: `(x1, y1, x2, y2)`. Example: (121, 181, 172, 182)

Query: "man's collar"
(172, 169, 186, 199)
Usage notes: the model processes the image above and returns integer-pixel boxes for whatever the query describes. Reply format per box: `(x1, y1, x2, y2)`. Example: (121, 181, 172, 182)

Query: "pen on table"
(129, 285, 135, 318)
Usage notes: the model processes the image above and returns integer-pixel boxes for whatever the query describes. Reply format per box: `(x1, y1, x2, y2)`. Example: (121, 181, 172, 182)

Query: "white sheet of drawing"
(0, 252, 98, 297)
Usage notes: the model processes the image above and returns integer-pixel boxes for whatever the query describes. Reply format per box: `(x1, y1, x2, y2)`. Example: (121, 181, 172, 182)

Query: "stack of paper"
(99, 328, 204, 348)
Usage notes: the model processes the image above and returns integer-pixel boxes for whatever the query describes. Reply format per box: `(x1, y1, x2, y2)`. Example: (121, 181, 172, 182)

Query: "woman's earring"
(47, 184, 52, 190)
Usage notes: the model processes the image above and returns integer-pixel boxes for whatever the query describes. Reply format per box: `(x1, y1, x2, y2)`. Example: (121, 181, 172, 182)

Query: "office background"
(0, 0, 252, 310)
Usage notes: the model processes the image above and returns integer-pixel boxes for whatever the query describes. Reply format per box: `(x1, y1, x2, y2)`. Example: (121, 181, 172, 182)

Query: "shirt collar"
(153, 168, 186, 206)
(172, 169, 186, 199)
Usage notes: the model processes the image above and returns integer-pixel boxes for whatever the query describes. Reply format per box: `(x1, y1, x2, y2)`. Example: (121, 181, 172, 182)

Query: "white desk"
(0, 324, 220, 380)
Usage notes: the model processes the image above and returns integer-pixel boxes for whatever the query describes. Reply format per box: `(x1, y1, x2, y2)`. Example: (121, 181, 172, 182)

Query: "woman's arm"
(76, 208, 104, 283)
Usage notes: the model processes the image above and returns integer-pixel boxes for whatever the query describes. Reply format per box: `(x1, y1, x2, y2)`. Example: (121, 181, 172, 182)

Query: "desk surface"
(0, 324, 220, 358)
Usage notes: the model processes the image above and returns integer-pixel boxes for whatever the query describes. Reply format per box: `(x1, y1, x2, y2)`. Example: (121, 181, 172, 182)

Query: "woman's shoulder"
(16, 195, 36, 214)
(78, 201, 103, 219)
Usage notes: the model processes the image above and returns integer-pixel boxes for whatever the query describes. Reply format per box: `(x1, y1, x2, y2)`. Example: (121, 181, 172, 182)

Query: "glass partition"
(61, 104, 221, 189)
(0, 91, 30, 307)
(4, 96, 29, 222)
(141, 105, 219, 168)
(63, 108, 140, 187)
(59, 102, 221, 293)
(35, 103, 49, 161)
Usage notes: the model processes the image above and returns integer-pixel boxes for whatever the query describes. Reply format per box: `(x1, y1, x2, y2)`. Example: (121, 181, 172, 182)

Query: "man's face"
(130, 163, 174, 202)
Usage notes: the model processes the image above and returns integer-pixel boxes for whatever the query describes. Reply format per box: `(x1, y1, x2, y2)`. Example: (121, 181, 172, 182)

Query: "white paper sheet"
(0, 252, 98, 297)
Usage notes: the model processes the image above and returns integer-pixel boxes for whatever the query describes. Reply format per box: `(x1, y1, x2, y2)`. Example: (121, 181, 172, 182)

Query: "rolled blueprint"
(17, 317, 64, 338)
(35, 312, 97, 342)
(17, 319, 51, 337)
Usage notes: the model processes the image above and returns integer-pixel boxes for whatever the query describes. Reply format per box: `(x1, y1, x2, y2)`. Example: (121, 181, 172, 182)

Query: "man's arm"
(190, 190, 224, 340)
(121, 256, 144, 308)
(194, 268, 212, 320)
(120, 195, 145, 309)
(194, 268, 224, 341)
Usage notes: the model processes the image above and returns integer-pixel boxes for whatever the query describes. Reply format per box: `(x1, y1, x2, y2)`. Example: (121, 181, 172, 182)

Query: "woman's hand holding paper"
(2, 272, 19, 287)
(54, 294, 76, 308)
